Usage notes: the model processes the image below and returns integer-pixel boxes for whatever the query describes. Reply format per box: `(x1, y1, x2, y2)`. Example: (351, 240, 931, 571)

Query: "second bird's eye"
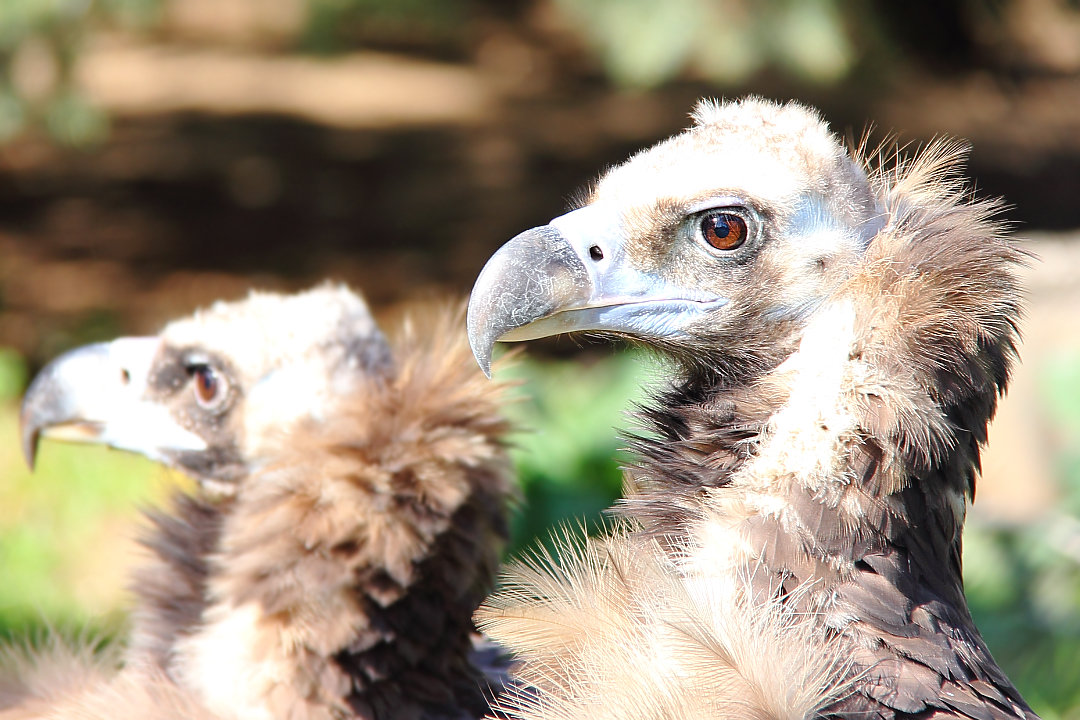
(700, 211, 748, 251)
(191, 365, 225, 408)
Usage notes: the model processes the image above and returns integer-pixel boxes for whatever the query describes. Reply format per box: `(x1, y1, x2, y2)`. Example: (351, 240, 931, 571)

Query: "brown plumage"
(11, 285, 515, 720)
(468, 97, 1034, 719)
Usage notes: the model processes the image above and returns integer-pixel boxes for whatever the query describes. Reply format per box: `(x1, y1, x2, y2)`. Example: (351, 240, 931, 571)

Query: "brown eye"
(192, 365, 225, 408)
(700, 212, 748, 251)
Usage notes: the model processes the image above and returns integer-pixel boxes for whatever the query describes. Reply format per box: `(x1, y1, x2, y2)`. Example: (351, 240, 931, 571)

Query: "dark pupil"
(702, 212, 746, 250)
(711, 216, 732, 239)
(196, 367, 217, 400)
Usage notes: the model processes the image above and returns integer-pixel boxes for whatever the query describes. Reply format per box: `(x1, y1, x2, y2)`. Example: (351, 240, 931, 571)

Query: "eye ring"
(698, 210, 749, 252)
(189, 363, 227, 409)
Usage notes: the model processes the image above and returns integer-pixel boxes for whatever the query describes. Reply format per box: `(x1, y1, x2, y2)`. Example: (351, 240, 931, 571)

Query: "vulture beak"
(468, 206, 728, 375)
(20, 337, 207, 469)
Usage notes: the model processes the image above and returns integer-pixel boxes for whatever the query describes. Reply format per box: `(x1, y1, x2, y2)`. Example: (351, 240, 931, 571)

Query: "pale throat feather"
(170, 602, 280, 720)
(682, 300, 864, 586)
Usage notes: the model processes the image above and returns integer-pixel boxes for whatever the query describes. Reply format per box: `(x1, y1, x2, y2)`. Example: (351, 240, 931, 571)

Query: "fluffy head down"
(160, 283, 393, 469)
(599, 97, 882, 238)
(162, 284, 390, 383)
(596, 97, 886, 340)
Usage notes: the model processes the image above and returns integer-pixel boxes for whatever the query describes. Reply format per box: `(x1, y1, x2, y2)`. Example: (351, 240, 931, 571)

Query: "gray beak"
(467, 205, 729, 376)
(20, 337, 206, 468)
(467, 225, 592, 377)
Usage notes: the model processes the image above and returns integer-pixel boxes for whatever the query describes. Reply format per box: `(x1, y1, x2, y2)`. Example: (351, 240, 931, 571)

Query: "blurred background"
(0, 0, 1079, 715)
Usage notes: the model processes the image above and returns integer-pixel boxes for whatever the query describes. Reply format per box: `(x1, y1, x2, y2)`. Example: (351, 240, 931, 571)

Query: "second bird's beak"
(467, 206, 729, 376)
(20, 337, 207, 469)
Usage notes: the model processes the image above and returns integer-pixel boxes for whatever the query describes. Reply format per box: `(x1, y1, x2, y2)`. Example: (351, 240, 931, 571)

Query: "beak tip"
(471, 345, 493, 379)
(466, 318, 494, 380)
(21, 436, 38, 471)
(477, 352, 492, 379)
(19, 382, 46, 471)
(18, 411, 40, 470)
(467, 281, 499, 380)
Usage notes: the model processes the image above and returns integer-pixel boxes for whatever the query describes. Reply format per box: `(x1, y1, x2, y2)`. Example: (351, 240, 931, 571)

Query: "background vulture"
(9, 285, 515, 719)
(468, 97, 1035, 719)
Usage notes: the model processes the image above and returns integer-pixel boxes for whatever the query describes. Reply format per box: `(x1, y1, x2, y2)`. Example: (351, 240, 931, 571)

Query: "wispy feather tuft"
(479, 520, 855, 720)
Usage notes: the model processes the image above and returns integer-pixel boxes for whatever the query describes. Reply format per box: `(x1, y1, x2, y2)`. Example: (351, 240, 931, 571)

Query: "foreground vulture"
(10, 285, 514, 719)
(468, 97, 1035, 719)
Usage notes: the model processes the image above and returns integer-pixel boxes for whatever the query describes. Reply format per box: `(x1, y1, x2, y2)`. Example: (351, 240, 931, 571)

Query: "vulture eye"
(699, 211, 748, 251)
(189, 364, 227, 409)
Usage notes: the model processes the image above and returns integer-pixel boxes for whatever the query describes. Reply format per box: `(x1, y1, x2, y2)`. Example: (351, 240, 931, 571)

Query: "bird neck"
(132, 308, 514, 720)
(630, 302, 954, 584)
(127, 493, 225, 671)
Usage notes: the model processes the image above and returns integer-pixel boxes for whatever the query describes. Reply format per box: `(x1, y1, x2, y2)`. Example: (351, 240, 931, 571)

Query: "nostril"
(120, 369, 131, 385)
(589, 245, 604, 261)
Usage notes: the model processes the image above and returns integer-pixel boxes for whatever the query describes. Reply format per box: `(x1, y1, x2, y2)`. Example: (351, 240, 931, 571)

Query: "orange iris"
(701, 212, 747, 251)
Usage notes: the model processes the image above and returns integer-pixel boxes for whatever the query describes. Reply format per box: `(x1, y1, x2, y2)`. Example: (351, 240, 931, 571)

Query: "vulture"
(10, 284, 515, 720)
(467, 97, 1036, 720)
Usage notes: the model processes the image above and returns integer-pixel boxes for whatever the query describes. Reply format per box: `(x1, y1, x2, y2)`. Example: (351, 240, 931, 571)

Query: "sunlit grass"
(0, 399, 184, 640)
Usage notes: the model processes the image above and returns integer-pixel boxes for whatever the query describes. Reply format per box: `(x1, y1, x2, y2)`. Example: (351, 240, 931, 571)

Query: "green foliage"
(553, 0, 856, 88)
(0, 373, 174, 637)
(0, 349, 28, 404)
(0, 0, 156, 145)
(0, 86, 27, 144)
(42, 87, 107, 145)
(965, 517, 1080, 718)
(97, 0, 161, 26)
(1040, 351, 1080, 495)
(962, 350, 1080, 719)
(0, 0, 85, 49)
(553, 0, 704, 90)
(496, 350, 659, 553)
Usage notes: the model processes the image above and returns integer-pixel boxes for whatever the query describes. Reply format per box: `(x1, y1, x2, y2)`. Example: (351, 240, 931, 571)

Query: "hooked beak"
(20, 337, 207, 469)
(467, 205, 728, 375)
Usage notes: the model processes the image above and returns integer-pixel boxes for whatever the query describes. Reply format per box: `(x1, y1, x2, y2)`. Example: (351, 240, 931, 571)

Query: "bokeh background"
(1, 0, 1079, 715)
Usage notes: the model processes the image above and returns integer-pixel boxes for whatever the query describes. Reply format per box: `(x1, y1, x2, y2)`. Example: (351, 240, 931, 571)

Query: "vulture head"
(21, 285, 391, 490)
(470, 98, 887, 379)
(469, 98, 1031, 720)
